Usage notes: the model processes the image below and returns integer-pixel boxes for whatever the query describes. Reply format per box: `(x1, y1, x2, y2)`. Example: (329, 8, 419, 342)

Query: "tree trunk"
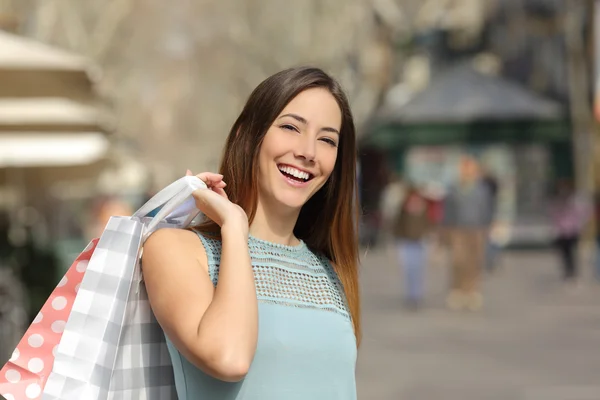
(565, 0, 594, 196)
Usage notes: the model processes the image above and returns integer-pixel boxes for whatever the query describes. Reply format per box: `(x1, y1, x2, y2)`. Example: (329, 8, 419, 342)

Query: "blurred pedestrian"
(379, 174, 407, 245)
(392, 183, 435, 309)
(481, 169, 500, 272)
(549, 179, 591, 286)
(441, 155, 494, 311)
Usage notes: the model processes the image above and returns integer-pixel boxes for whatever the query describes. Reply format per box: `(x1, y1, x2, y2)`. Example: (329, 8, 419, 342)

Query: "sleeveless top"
(164, 232, 357, 400)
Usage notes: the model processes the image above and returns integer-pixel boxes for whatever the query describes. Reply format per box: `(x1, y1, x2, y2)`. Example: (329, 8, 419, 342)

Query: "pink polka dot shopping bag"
(0, 240, 97, 400)
(0, 176, 206, 399)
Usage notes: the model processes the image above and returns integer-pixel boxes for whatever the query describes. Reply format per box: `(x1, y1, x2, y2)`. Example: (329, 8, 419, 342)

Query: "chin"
(272, 182, 324, 212)
(259, 170, 327, 213)
(272, 192, 311, 212)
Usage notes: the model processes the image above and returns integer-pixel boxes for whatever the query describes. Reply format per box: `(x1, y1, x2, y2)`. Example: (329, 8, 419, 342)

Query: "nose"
(295, 135, 316, 163)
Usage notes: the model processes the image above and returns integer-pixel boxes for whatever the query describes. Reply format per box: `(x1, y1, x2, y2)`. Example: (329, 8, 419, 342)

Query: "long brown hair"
(195, 67, 361, 344)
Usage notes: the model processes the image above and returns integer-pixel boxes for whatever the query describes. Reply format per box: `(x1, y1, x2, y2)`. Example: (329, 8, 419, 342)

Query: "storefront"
(0, 31, 114, 321)
(360, 62, 569, 246)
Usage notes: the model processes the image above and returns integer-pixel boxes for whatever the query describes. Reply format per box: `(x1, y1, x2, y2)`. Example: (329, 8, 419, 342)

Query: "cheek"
(258, 152, 272, 180)
(257, 135, 277, 175)
(320, 150, 338, 178)
(260, 132, 286, 161)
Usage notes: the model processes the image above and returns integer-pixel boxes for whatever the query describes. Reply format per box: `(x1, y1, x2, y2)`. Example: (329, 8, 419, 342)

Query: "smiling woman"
(141, 67, 360, 400)
(256, 87, 341, 211)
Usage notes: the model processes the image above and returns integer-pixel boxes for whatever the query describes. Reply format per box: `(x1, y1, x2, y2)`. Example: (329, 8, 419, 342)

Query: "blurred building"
(0, 0, 404, 188)
(363, 60, 567, 246)
(0, 29, 117, 321)
(359, 0, 593, 247)
(0, 0, 594, 250)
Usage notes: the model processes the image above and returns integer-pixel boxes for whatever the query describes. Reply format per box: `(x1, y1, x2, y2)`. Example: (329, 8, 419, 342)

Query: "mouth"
(277, 164, 314, 184)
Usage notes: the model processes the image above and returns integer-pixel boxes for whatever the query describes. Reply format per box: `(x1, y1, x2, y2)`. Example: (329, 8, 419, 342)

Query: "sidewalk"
(356, 244, 600, 399)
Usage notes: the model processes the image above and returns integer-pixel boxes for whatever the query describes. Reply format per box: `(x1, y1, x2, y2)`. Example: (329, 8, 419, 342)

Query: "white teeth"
(279, 165, 310, 181)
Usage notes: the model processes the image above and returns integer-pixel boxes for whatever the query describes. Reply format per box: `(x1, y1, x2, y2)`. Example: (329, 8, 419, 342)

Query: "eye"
(280, 124, 299, 133)
(320, 137, 338, 147)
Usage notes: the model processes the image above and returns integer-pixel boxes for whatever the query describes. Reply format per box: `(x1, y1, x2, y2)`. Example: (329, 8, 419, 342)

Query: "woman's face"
(257, 88, 342, 212)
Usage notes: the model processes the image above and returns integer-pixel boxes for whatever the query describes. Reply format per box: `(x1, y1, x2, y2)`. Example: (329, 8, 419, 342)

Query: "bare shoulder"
(141, 228, 215, 358)
(142, 228, 208, 272)
(144, 227, 203, 250)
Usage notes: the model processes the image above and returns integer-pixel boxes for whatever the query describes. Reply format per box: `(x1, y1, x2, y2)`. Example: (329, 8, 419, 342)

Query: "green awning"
(362, 62, 569, 149)
(362, 119, 571, 150)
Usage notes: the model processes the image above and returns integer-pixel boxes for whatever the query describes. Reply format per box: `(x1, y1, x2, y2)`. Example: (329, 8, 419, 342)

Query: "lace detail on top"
(195, 232, 351, 320)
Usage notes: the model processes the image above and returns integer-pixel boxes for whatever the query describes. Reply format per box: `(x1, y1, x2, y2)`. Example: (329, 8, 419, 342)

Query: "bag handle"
(133, 176, 204, 219)
(132, 176, 207, 240)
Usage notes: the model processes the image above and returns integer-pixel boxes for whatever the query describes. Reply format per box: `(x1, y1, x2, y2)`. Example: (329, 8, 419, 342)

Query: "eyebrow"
(278, 113, 340, 135)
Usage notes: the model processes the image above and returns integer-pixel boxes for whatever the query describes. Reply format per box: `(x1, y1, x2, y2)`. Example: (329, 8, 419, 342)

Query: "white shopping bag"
(40, 176, 206, 400)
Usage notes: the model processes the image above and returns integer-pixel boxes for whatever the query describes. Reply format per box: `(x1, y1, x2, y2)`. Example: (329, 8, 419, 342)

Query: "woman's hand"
(186, 170, 248, 234)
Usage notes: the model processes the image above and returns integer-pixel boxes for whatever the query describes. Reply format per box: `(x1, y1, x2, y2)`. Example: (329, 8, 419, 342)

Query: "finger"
(205, 179, 226, 189)
(186, 169, 193, 176)
(205, 177, 225, 189)
(197, 172, 223, 179)
(196, 172, 224, 185)
(212, 186, 229, 199)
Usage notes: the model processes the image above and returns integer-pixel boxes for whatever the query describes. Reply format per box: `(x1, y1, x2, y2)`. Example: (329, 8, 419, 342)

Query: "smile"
(277, 164, 314, 184)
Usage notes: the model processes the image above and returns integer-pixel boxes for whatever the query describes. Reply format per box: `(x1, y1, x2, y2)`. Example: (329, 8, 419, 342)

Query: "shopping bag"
(43, 175, 206, 399)
(1, 175, 206, 400)
(0, 239, 98, 400)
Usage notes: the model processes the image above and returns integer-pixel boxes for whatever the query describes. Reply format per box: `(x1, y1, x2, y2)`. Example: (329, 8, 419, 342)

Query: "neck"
(250, 198, 301, 246)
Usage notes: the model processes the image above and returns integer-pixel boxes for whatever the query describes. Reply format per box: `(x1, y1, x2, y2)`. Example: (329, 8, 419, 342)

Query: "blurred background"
(1, 0, 600, 398)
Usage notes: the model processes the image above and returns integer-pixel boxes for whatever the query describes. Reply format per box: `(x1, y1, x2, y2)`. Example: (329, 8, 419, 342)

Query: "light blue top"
(164, 232, 357, 400)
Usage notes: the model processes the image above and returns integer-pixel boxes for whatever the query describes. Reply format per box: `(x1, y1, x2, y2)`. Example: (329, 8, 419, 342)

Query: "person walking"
(481, 170, 500, 272)
(549, 179, 591, 286)
(392, 183, 435, 309)
(441, 155, 494, 311)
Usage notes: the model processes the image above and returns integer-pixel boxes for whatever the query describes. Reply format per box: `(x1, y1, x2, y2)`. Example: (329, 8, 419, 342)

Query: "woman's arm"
(142, 225, 257, 382)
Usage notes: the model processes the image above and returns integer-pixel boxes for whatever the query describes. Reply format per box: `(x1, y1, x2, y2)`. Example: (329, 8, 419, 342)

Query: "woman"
(142, 67, 360, 399)
(392, 183, 434, 309)
(549, 179, 590, 285)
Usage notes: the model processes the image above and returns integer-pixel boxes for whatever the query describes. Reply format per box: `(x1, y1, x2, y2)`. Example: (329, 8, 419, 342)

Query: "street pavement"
(356, 243, 600, 400)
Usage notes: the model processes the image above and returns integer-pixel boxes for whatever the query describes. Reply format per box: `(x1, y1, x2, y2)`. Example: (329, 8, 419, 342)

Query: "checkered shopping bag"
(0, 175, 206, 400)
(43, 176, 206, 399)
